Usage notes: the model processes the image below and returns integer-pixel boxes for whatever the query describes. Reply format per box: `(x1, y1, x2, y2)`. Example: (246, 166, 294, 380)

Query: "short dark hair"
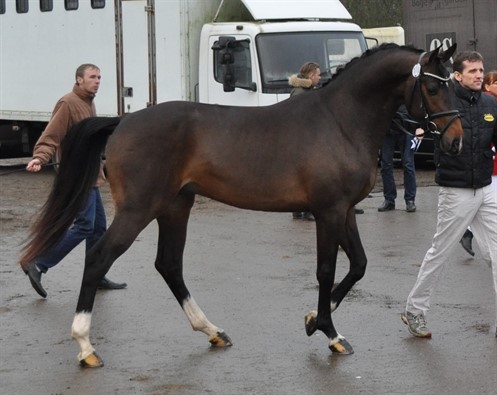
(75, 64, 100, 80)
(452, 51, 484, 73)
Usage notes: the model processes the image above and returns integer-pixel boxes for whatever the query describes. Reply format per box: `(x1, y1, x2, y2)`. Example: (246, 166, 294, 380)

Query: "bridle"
(406, 51, 460, 136)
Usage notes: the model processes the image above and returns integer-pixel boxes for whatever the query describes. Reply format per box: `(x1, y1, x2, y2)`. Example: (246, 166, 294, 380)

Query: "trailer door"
(118, 0, 150, 114)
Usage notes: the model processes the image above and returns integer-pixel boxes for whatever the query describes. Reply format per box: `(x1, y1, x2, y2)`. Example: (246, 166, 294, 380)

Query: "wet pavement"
(1, 165, 496, 395)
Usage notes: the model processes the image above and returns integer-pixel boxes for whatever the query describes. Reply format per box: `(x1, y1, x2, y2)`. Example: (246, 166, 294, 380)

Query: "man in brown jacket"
(23, 64, 126, 297)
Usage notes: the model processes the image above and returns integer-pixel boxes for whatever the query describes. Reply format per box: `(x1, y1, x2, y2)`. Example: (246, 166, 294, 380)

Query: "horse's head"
(406, 43, 463, 156)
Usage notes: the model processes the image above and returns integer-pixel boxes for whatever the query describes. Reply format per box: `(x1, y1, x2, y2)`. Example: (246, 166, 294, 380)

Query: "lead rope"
(0, 161, 59, 176)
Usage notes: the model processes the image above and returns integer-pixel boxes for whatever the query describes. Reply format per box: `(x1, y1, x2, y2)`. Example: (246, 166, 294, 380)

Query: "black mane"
(331, 43, 422, 81)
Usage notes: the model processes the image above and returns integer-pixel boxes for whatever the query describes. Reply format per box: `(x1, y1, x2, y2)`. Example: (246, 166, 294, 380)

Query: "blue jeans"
(380, 133, 416, 202)
(36, 188, 107, 272)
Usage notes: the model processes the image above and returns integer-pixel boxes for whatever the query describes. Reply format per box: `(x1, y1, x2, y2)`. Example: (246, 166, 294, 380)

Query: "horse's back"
(104, 101, 313, 209)
(107, 99, 319, 168)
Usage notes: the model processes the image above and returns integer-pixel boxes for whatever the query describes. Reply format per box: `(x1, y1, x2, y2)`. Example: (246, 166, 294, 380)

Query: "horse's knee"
(350, 258, 367, 282)
(316, 264, 335, 283)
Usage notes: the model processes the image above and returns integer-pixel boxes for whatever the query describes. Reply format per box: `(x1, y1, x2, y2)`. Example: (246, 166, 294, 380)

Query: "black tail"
(20, 116, 121, 268)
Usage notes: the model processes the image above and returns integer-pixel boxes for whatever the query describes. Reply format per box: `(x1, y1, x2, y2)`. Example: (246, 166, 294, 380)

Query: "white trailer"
(0, 0, 367, 157)
(363, 26, 405, 48)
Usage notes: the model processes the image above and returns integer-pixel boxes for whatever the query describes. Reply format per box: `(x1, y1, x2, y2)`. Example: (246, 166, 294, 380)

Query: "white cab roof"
(240, 0, 352, 20)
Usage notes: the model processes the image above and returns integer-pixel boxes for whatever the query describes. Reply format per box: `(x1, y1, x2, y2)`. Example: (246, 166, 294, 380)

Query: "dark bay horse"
(21, 43, 463, 367)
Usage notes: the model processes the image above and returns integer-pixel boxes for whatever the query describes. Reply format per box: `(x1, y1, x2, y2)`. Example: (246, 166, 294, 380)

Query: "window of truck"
(256, 31, 366, 93)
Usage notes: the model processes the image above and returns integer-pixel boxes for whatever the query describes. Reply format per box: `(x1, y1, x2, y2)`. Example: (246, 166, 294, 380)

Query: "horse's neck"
(332, 57, 412, 129)
(318, 69, 408, 158)
(326, 77, 404, 127)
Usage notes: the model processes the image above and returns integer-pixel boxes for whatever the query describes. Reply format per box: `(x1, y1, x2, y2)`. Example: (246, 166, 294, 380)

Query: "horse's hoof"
(79, 352, 104, 368)
(209, 331, 233, 347)
(305, 310, 318, 336)
(329, 337, 354, 355)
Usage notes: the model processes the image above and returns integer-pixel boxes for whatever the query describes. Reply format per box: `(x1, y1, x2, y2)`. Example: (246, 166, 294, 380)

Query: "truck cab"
(198, 0, 367, 106)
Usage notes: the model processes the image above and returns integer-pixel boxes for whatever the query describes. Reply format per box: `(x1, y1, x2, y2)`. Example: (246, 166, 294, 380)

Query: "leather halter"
(407, 52, 460, 136)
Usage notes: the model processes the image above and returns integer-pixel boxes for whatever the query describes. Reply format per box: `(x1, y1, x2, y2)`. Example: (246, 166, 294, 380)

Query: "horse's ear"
(428, 45, 442, 64)
(440, 43, 457, 63)
(427, 43, 457, 64)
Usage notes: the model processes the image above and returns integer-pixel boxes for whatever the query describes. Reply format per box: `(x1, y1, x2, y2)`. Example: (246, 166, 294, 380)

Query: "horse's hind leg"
(71, 210, 151, 368)
(155, 192, 232, 347)
(305, 210, 366, 355)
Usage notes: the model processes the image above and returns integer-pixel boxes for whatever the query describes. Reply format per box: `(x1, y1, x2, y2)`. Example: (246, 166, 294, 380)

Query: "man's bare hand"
(26, 158, 42, 172)
(415, 128, 425, 140)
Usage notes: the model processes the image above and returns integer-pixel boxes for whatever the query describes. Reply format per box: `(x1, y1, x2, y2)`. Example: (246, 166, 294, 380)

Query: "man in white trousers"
(402, 51, 497, 338)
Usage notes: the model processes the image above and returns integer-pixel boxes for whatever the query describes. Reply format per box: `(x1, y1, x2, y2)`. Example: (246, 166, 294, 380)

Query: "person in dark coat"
(402, 51, 497, 339)
(378, 105, 424, 213)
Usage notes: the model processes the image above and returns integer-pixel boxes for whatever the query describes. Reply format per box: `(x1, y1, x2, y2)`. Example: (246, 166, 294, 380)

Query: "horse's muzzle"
(443, 137, 462, 156)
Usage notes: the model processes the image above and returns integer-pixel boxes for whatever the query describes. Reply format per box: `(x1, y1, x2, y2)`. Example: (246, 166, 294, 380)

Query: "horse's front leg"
(72, 310, 101, 367)
(305, 210, 366, 355)
(181, 296, 233, 347)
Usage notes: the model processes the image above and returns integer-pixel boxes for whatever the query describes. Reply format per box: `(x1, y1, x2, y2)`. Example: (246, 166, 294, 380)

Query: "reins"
(391, 117, 423, 138)
(0, 161, 59, 176)
(406, 51, 460, 136)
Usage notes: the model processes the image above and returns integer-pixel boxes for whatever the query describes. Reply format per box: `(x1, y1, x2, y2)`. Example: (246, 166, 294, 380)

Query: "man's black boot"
(25, 262, 47, 298)
(98, 276, 127, 290)
(378, 200, 395, 212)
(460, 229, 475, 256)
(406, 201, 417, 213)
(354, 207, 365, 214)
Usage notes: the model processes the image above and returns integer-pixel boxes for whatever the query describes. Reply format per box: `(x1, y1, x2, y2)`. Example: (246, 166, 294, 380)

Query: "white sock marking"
(71, 312, 95, 361)
(182, 297, 221, 339)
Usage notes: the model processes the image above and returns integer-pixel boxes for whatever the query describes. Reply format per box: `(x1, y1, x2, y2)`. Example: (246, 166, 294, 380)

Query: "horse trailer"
(0, 0, 371, 158)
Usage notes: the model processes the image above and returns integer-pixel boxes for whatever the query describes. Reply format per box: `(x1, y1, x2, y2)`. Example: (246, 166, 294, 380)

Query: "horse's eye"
(427, 84, 439, 96)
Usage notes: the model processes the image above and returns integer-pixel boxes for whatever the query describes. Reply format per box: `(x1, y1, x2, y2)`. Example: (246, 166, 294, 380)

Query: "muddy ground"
(1, 162, 496, 395)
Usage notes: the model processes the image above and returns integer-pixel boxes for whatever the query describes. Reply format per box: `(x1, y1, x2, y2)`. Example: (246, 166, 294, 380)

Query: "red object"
(492, 151, 497, 176)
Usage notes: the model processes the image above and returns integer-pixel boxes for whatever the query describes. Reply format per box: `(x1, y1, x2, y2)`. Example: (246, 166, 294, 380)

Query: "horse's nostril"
(450, 139, 462, 155)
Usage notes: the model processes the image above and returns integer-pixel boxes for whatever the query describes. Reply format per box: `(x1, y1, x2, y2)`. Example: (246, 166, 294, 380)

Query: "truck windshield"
(256, 31, 366, 93)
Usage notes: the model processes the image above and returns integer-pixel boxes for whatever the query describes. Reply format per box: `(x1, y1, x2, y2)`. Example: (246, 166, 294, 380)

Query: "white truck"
(0, 0, 368, 157)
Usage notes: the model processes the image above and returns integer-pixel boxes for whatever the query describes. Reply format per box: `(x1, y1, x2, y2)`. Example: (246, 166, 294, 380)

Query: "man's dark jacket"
(434, 81, 497, 188)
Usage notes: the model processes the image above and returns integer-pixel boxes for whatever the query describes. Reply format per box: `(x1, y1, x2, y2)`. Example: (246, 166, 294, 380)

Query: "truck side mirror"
(223, 66, 236, 92)
(213, 36, 255, 93)
(221, 51, 234, 64)
(213, 36, 237, 91)
(220, 48, 235, 92)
